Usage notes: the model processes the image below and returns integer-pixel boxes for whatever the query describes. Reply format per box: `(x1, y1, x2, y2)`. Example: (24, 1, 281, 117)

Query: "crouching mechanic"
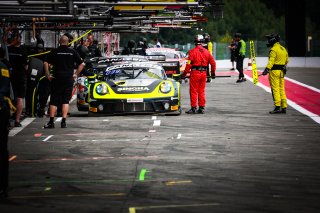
(43, 35, 85, 128)
(182, 34, 216, 114)
(262, 33, 289, 114)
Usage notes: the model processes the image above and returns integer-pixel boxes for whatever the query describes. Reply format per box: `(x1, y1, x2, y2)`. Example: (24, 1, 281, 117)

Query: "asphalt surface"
(1, 68, 320, 213)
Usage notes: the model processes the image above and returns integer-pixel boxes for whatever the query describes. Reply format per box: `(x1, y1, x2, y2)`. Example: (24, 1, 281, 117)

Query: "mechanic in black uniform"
(43, 35, 85, 128)
(0, 47, 12, 199)
(34, 43, 52, 117)
(8, 33, 28, 127)
(88, 34, 102, 57)
(76, 38, 90, 60)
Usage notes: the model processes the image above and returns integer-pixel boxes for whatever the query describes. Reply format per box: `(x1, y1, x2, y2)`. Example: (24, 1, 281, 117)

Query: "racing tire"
(88, 111, 100, 117)
(77, 105, 89, 112)
(165, 107, 181, 116)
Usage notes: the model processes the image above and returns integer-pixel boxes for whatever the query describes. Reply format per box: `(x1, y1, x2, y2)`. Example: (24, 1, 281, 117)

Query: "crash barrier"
(167, 40, 320, 59)
(167, 41, 270, 60)
(216, 57, 320, 69)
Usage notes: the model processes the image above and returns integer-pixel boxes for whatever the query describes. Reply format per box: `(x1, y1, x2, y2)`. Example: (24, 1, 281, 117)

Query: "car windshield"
(103, 66, 165, 80)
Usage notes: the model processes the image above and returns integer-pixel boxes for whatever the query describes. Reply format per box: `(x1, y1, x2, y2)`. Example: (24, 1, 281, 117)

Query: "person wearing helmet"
(203, 33, 213, 82)
(262, 33, 289, 114)
(203, 33, 213, 55)
(182, 34, 216, 114)
(234, 33, 246, 83)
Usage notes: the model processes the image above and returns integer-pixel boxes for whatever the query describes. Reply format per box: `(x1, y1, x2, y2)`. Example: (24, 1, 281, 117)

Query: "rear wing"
(158, 61, 180, 77)
(146, 55, 166, 62)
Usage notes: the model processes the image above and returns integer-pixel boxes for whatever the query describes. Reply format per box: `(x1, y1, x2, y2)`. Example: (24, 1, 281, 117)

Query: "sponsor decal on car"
(117, 87, 150, 92)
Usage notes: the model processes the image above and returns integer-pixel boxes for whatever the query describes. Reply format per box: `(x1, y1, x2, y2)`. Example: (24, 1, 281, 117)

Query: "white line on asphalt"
(287, 99, 320, 124)
(177, 133, 182, 139)
(149, 130, 156, 133)
(152, 116, 157, 120)
(56, 117, 62, 122)
(285, 76, 320, 93)
(153, 120, 161, 126)
(244, 73, 320, 125)
(9, 118, 35, 137)
(43, 135, 54, 142)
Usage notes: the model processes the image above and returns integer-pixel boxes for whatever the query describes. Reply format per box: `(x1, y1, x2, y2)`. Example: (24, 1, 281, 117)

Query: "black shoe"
(61, 122, 67, 128)
(14, 121, 22, 127)
(185, 107, 197, 114)
(44, 122, 55, 129)
(37, 109, 45, 118)
(281, 108, 287, 114)
(197, 107, 205, 114)
(230, 68, 235, 70)
(269, 107, 281, 114)
(236, 78, 243, 83)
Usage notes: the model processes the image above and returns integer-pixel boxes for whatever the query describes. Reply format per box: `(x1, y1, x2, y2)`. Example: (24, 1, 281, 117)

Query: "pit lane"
(2, 68, 320, 213)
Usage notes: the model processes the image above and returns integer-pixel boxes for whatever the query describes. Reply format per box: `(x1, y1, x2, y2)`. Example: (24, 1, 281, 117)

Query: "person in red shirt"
(182, 35, 216, 114)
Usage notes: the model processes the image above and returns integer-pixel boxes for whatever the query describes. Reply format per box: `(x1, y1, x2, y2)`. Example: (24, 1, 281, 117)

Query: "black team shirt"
(45, 45, 83, 79)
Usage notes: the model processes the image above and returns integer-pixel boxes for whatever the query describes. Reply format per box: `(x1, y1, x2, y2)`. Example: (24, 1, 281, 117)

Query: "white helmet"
(194, 34, 204, 44)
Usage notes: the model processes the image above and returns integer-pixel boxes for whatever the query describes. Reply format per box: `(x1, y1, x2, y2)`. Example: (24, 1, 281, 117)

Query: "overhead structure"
(0, 0, 224, 33)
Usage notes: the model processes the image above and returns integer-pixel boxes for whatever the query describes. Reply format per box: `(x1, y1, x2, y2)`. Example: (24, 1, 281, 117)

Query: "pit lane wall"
(216, 57, 320, 69)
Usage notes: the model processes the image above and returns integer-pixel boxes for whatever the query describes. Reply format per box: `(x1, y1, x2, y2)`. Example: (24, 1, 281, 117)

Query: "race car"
(146, 47, 188, 74)
(76, 55, 149, 111)
(87, 61, 181, 116)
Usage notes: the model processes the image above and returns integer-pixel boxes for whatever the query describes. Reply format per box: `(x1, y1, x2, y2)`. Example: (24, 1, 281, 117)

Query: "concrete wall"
(216, 57, 320, 69)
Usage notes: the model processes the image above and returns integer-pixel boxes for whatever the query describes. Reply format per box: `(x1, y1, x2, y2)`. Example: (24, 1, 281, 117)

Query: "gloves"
(211, 73, 216, 79)
(262, 68, 269, 76)
(283, 66, 287, 75)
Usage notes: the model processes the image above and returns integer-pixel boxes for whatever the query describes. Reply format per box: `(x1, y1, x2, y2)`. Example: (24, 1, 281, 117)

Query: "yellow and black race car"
(87, 61, 181, 116)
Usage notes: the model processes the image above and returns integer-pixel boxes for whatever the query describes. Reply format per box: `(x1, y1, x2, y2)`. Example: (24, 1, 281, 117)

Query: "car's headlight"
(160, 82, 172, 93)
(96, 84, 108, 95)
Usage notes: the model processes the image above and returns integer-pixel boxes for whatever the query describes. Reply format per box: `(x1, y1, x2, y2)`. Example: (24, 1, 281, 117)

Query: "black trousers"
(38, 77, 51, 111)
(0, 108, 10, 192)
(236, 55, 245, 78)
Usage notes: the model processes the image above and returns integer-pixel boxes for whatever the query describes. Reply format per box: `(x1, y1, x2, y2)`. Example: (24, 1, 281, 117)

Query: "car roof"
(106, 61, 163, 70)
